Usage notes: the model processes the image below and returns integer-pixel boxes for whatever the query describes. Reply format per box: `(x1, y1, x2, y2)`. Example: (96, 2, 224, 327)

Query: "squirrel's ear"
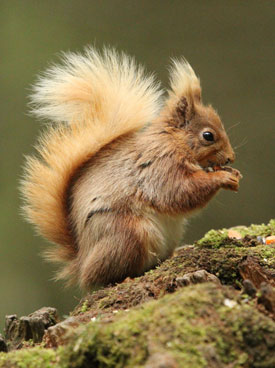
(164, 58, 201, 128)
(171, 96, 191, 128)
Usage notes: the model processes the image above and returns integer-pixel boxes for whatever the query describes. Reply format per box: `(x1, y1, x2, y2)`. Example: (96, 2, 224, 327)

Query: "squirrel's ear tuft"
(168, 58, 201, 102)
(162, 58, 201, 127)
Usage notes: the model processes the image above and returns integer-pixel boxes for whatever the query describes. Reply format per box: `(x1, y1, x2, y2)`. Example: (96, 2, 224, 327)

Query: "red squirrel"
(21, 47, 242, 289)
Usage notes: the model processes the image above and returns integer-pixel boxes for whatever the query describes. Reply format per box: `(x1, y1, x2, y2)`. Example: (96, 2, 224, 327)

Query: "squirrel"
(21, 47, 242, 289)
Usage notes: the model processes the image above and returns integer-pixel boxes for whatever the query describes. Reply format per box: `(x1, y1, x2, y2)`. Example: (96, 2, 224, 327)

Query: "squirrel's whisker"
(234, 137, 248, 151)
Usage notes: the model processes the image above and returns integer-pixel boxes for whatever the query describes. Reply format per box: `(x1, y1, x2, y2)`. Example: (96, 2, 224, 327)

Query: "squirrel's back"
(21, 47, 162, 272)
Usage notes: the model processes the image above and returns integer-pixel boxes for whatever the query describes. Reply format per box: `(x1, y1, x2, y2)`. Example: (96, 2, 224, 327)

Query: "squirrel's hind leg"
(78, 212, 151, 289)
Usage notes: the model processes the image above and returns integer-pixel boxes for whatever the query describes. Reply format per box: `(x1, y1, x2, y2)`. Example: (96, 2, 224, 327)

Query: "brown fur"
(21, 48, 241, 289)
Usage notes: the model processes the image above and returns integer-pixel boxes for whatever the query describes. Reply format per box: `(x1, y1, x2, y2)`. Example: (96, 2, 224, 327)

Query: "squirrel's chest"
(143, 210, 186, 268)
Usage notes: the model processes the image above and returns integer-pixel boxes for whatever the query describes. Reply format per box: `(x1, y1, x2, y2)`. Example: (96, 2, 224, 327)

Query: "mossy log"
(0, 220, 274, 368)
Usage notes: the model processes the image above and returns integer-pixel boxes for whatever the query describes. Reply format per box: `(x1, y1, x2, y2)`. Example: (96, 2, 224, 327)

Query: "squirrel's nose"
(225, 158, 231, 165)
(226, 152, 235, 165)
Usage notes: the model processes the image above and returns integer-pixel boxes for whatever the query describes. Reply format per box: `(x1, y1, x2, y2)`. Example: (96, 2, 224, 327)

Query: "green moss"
(218, 304, 275, 367)
(196, 219, 275, 248)
(1, 284, 274, 368)
(59, 285, 212, 367)
(80, 300, 89, 314)
(259, 246, 275, 267)
(237, 219, 275, 237)
(196, 229, 230, 248)
(0, 347, 57, 368)
(60, 284, 275, 367)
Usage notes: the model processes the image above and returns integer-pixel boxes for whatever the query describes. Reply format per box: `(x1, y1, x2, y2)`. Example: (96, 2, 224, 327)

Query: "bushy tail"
(21, 47, 162, 265)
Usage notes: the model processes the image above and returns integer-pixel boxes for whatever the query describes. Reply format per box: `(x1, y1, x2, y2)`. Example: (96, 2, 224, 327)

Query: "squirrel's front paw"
(219, 166, 242, 179)
(219, 170, 241, 192)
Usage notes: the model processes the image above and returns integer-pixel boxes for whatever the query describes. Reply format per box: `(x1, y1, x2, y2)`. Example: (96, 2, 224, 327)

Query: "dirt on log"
(0, 220, 274, 368)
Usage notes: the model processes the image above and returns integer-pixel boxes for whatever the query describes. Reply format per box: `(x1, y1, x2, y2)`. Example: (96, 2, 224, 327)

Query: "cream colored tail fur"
(21, 47, 162, 263)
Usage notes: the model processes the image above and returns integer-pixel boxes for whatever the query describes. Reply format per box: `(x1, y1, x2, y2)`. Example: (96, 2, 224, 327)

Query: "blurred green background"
(0, 0, 274, 332)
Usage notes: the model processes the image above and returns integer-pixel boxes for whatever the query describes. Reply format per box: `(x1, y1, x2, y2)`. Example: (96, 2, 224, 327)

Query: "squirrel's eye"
(203, 131, 214, 142)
